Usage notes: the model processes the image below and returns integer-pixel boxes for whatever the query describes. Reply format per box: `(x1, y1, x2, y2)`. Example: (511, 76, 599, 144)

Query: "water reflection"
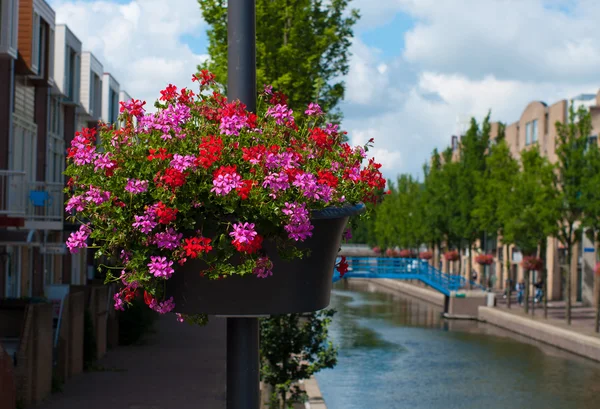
(316, 279, 600, 409)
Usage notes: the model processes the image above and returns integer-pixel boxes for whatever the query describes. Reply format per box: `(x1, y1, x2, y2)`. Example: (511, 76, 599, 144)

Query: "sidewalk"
(494, 292, 600, 339)
(36, 315, 226, 409)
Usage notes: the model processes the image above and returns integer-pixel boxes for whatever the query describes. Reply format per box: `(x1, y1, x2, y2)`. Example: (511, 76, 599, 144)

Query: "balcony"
(0, 170, 64, 230)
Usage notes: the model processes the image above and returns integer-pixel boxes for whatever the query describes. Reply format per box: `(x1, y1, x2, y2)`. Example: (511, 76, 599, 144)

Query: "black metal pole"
(227, 318, 260, 409)
(227, 1, 259, 409)
(228, 0, 257, 112)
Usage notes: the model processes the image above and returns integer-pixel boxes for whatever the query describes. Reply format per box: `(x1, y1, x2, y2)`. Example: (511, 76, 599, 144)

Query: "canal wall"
(359, 278, 445, 307)
(478, 307, 600, 363)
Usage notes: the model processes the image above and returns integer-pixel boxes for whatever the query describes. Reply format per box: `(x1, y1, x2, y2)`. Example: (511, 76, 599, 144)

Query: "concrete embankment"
(348, 278, 600, 363)
(478, 307, 600, 363)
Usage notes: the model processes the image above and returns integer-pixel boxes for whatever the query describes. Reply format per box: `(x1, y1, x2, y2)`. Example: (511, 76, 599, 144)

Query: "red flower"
(143, 291, 153, 306)
(317, 170, 338, 188)
(444, 251, 460, 261)
(160, 84, 178, 101)
(475, 254, 494, 265)
(309, 128, 333, 151)
(148, 148, 173, 161)
(337, 256, 349, 277)
(197, 135, 223, 169)
(232, 235, 263, 254)
(419, 251, 433, 260)
(192, 70, 216, 86)
(156, 202, 178, 224)
(236, 180, 254, 200)
(213, 165, 237, 178)
(119, 99, 146, 117)
(269, 91, 288, 106)
(242, 145, 267, 164)
(183, 237, 213, 258)
(123, 287, 137, 302)
(160, 168, 188, 190)
(178, 88, 195, 105)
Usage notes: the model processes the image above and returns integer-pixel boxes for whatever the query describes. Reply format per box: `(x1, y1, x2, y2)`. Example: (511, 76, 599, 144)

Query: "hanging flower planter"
(475, 254, 494, 266)
(595, 262, 600, 276)
(63, 72, 385, 322)
(398, 249, 414, 259)
(419, 251, 433, 260)
(444, 250, 459, 262)
(372, 246, 381, 255)
(385, 248, 395, 258)
(521, 256, 543, 271)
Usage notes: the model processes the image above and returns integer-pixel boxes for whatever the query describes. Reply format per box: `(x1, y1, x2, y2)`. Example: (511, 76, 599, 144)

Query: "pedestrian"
(471, 269, 478, 282)
(534, 278, 544, 303)
(516, 280, 525, 305)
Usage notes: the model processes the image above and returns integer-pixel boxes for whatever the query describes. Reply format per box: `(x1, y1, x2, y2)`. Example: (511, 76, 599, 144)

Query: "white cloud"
(341, 0, 600, 179)
(49, 0, 208, 109)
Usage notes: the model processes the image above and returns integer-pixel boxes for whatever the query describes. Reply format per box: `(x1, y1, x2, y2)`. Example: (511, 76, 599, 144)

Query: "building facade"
(444, 92, 600, 305)
(0, 0, 132, 298)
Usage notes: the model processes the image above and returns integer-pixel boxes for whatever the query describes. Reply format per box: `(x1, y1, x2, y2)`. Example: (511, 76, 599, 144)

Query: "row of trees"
(353, 106, 600, 328)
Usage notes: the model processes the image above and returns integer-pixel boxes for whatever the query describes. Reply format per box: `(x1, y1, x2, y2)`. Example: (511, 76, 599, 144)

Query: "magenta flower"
(85, 186, 111, 205)
(262, 172, 290, 195)
(133, 213, 158, 234)
(264, 84, 273, 95)
(65, 195, 85, 213)
(266, 104, 294, 126)
(94, 152, 115, 171)
(211, 172, 243, 196)
(148, 256, 175, 279)
(169, 154, 197, 172)
(282, 202, 313, 241)
(125, 179, 149, 194)
(113, 293, 125, 311)
(265, 152, 297, 170)
(229, 222, 258, 244)
(253, 256, 273, 279)
(66, 224, 91, 253)
(149, 297, 176, 314)
(153, 228, 183, 250)
(324, 123, 339, 135)
(305, 102, 322, 116)
(220, 114, 248, 136)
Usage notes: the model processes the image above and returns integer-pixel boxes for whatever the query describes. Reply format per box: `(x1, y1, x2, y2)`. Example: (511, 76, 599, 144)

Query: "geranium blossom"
(63, 70, 386, 321)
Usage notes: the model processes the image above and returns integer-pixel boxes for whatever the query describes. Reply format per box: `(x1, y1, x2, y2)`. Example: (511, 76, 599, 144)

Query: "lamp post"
(226, 1, 259, 409)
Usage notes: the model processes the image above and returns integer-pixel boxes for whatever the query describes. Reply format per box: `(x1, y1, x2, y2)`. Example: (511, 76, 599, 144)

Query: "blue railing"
(333, 257, 485, 296)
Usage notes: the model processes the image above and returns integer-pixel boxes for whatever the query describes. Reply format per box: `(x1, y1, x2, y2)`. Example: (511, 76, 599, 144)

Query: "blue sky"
(49, 0, 600, 180)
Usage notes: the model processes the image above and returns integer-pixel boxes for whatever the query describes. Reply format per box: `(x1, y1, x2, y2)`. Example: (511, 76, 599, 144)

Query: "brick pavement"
(35, 315, 226, 409)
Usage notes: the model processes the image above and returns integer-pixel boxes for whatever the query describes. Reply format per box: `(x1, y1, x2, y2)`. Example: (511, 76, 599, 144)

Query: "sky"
(48, 0, 600, 180)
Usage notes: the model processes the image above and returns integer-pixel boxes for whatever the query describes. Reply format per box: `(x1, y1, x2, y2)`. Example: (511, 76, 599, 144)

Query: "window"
(38, 20, 47, 77)
(532, 119, 538, 143)
(47, 97, 64, 183)
(585, 135, 598, 153)
(525, 122, 532, 145)
(108, 88, 119, 124)
(525, 120, 538, 146)
(451, 135, 458, 151)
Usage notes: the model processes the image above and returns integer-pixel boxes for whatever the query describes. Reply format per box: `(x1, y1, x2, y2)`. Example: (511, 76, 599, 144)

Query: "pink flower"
(149, 297, 176, 314)
(282, 202, 313, 241)
(153, 228, 183, 250)
(94, 152, 115, 171)
(148, 256, 174, 279)
(65, 195, 85, 213)
(305, 102, 322, 116)
(113, 293, 125, 311)
(169, 154, 197, 172)
(66, 224, 91, 253)
(211, 172, 243, 196)
(229, 222, 258, 244)
(85, 186, 111, 205)
(262, 172, 289, 196)
(266, 104, 294, 126)
(220, 114, 248, 136)
(253, 257, 273, 278)
(125, 179, 149, 194)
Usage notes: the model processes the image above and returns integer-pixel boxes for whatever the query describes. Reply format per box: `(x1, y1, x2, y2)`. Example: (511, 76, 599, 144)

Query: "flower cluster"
(521, 256, 543, 271)
(475, 254, 494, 266)
(419, 251, 433, 260)
(64, 71, 385, 318)
(398, 249, 414, 259)
(444, 250, 460, 262)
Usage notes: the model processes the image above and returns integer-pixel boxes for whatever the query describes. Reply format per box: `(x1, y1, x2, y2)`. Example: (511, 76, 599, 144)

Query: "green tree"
(472, 128, 518, 286)
(422, 150, 449, 267)
(260, 310, 337, 408)
(555, 104, 593, 324)
(457, 114, 492, 279)
(582, 136, 600, 331)
(500, 146, 560, 314)
(198, 0, 359, 122)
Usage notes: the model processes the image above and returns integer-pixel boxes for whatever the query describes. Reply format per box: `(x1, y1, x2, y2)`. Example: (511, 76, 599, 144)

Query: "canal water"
(315, 280, 600, 409)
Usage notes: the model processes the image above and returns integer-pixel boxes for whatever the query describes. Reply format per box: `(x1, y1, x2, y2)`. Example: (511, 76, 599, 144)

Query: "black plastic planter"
(166, 203, 364, 315)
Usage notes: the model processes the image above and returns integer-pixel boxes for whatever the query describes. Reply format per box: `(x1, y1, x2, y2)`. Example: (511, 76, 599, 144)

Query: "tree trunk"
(566, 245, 572, 325)
(524, 269, 530, 314)
(541, 239, 548, 319)
(467, 243, 473, 283)
(531, 270, 535, 316)
(506, 259, 512, 309)
(595, 276, 600, 333)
